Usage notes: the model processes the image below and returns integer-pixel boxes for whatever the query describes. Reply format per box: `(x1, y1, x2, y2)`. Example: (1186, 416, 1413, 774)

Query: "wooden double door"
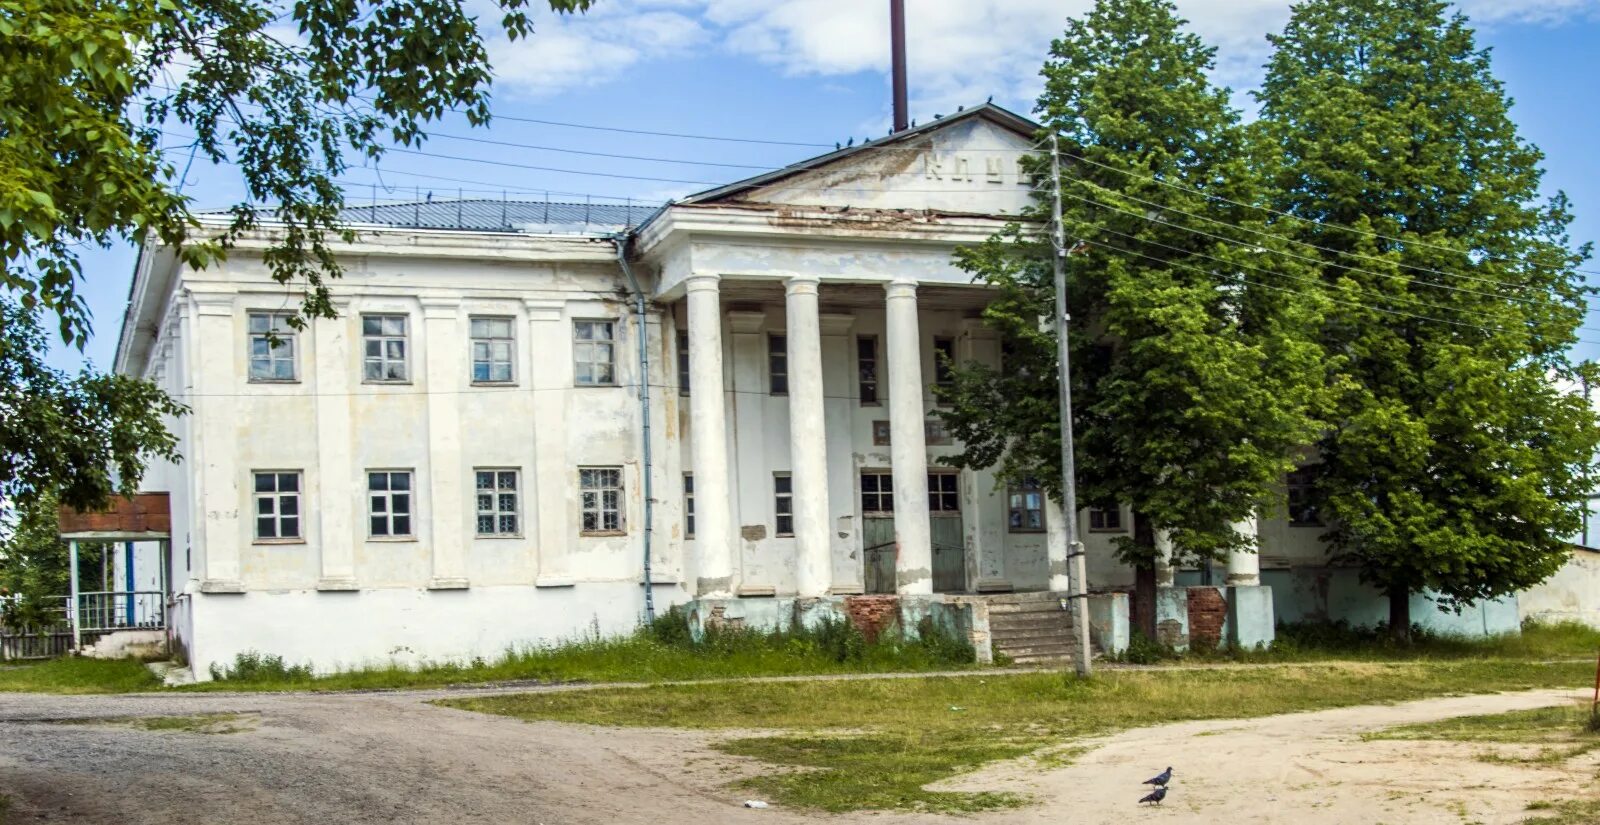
(862, 470, 966, 594)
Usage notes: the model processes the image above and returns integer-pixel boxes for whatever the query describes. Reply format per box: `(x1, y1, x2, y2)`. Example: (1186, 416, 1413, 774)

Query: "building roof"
(671, 102, 1040, 208)
(207, 198, 667, 235)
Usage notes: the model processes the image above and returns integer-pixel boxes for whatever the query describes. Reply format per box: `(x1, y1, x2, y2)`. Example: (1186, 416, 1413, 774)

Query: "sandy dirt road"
(0, 684, 1593, 824)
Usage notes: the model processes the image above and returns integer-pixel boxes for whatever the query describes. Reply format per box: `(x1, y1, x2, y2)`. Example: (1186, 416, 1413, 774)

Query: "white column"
(314, 299, 357, 590)
(526, 300, 574, 586)
(819, 313, 857, 592)
(687, 275, 735, 598)
(192, 294, 243, 593)
(1155, 528, 1176, 588)
(1046, 497, 1070, 592)
(786, 276, 831, 598)
(885, 278, 932, 595)
(68, 540, 81, 650)
(1226, 514, 1261, 586)
(422, 298, 468, 589)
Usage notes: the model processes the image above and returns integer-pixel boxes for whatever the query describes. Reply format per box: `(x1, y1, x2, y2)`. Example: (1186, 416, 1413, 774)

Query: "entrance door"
(929, 471, 966, 592)
(862, 517, 896, 594)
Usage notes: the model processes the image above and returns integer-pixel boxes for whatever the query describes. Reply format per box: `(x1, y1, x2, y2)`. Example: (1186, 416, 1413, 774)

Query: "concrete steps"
(983, 593, 1082, 665)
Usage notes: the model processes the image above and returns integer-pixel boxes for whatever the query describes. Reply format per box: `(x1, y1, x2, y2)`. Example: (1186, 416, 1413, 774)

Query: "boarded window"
(573, 320, 616, 386)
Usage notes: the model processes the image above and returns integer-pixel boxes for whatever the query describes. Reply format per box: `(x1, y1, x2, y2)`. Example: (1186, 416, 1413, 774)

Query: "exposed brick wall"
(1188, 586, 1227, 650)
(843, 595, 899, 642)
(58, 493, 171, 536)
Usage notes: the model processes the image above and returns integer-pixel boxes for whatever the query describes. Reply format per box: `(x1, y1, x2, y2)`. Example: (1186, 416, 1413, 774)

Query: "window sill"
(580, 530, 627, 538)
(1007, 529, 1046, 535)
(362, 380, 413, 387)
(367, 535, 418, 542)
(470, 381, 518, 388)
(247, 379, 301, 385)
(575, 383, 619, 389)
(253, 538, 307, 546)
(474, 533, 525, 540)
(1088, 528, 1127, 534)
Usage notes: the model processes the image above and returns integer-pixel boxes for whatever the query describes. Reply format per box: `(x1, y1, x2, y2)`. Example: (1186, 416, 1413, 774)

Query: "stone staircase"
(984, 592, 1083, 665)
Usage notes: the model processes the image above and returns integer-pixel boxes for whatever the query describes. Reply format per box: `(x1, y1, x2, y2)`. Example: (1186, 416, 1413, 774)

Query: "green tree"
(1255, 0, 1599, 637)
(1, 0, 595, 343)
(0, 491, 110, 630)
(937, 0, 1325, 631)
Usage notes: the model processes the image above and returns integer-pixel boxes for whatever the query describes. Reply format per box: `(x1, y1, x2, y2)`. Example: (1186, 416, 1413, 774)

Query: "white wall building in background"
(115, 105, 1561, 678)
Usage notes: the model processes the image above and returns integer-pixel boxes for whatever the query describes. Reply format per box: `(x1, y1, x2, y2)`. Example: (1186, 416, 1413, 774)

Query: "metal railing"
(64, 591, 166, 633)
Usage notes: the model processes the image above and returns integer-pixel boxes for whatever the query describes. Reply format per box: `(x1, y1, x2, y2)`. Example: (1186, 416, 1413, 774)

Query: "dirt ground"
(0, 684, 1593, 824)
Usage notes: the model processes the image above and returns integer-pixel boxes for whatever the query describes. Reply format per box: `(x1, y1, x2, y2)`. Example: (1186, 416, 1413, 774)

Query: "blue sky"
(56, 0, 1600, 372)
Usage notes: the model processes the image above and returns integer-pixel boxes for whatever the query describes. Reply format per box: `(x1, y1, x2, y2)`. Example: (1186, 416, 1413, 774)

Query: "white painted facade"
(115, 106, 1425, 677)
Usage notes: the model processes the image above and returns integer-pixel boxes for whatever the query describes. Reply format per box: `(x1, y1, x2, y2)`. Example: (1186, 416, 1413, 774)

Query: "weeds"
(208, 651, 313, 682)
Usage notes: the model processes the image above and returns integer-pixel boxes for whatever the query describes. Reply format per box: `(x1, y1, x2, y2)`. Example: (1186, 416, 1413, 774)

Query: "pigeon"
(1139, 786, 1167, 806)
(1144, 767, 1173, 787)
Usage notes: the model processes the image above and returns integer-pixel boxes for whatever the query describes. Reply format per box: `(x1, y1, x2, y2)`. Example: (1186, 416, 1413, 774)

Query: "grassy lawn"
(441, 659, 1595, 814)
(0, 657, 161, 694)
(1523, 798, 1600, 825)
(1366, 703, 1600, 763)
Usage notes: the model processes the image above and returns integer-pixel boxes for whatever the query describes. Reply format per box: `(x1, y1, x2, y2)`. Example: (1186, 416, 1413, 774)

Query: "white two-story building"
(114, 104, 1532, 679)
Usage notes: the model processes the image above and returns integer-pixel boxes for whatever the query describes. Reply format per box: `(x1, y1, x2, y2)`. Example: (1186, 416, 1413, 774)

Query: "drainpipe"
(612, 233, 655, 622)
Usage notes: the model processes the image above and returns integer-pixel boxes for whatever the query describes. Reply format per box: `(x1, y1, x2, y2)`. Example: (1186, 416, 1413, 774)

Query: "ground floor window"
(368, 470, 414, 537)
(1088, 505, 1122, 532)
(475, 468, 520, 536)
(253, 471, 302, 540)
(1287, 466, 1323, 526)
(580, 467, 624, 534)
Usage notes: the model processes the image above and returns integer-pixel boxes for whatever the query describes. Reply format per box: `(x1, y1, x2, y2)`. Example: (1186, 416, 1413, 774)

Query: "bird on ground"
(1139, 786, 1168, 806)
(1144, 767, 1172, 787)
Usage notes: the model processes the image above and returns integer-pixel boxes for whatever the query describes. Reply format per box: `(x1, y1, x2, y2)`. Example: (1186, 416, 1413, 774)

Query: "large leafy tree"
(1255, 0, 1598, 636)
(2, 0, 595, 343)
(938, 0, 1325, 632)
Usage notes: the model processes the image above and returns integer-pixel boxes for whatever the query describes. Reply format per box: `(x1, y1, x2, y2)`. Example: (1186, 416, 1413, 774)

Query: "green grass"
(1367, 704, 1600, 765)
(1139, 619, 1600, 665)
(0, 657, 161, 694)
(1523, 798, 1600, 824)
(441, 659, 1593, 814)
(183, 610, 978, 692)
(60, 712, 255, 734)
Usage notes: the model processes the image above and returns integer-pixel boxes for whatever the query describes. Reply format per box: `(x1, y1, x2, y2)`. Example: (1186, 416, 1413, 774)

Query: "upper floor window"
(1008, 478, 1044, 533)
(475, 468, 520, 536)
(774, 473, 794, 537)
(470, 317, 515, 384)
(857, 336, 879, 405)
(677, 331, 690, 395)
(573, 320, 616, 386)
(933, 336, 956, 391)
(768, 334, 788, 395)
(368, 470, 414, 537)
(247, 312, 297, 382)
(683, 473, 695, 538)
(253, 471, 302, 540)
(1088, 505, 1123, 532)
(362, 315, 409, 383)
(1288, 466, 1323, 526)
(580, 467, 624, 534)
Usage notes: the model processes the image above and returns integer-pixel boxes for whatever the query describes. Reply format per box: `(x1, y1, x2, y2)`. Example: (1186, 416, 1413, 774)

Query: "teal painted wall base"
(1261, 567, 1520, 638)
(1227, 585, 1275, 650)
(1086, 592, 1130, 656)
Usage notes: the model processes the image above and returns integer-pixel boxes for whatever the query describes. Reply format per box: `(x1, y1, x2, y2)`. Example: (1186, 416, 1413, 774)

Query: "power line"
(426, 132, 774, 170)
(480, 114, 835, 149)
(1055, 146, 1600, 279)
(1061, 183, 1600, 320)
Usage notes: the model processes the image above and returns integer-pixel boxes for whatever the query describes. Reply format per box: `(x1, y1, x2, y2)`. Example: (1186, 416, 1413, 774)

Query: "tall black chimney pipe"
(890, 0, 908, 132)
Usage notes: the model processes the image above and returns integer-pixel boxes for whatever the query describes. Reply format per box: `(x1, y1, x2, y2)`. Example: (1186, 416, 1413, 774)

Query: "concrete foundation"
(1227, 585, 1275, 650)
(1086, 592, 1130, 657)
(683, 594, 989, 663)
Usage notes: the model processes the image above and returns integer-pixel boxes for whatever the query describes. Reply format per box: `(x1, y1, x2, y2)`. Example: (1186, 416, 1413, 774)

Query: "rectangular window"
(580, 467, 623, 534)
(247, 312, 297, 382)
(774, 473, 794, 537)
(469, 317, 515, 384)
(857, 336, 879, 405)
(362, 314, 409, 383)
(573, 320, 616, 386)
(1288, 467, 1323, 526)
(928, 471, 960, 513)
(933, 336, 956, 390)
(368, 470, 414, 537)
(683, 473, 695, 538)
(1088, 506, 1123, 532)
(768, 334, 788, 395)
(860, 470, 894, 514)
(677, 331, 691, 395)
(1008, 479, 1044, 533)
(253, 471, 301, 540)
(475, 468, 519, 536)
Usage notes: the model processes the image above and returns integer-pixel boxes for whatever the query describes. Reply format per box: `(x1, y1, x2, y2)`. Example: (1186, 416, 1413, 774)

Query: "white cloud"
(486, 0, 1600, 108)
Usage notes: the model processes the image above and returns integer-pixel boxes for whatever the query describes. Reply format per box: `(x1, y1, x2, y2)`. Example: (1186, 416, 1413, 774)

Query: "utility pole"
(1050, 133, 1093, 677)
